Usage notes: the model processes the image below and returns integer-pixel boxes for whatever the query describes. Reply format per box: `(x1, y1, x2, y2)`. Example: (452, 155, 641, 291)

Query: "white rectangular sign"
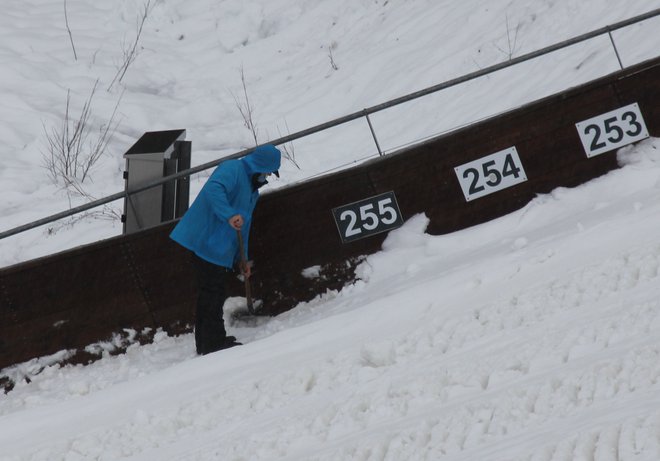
(575, 103, 649, 158)
(454, 146, 527, 202)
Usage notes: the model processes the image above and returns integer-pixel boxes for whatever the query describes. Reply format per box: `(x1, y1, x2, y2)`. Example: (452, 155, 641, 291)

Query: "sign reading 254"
(454, 147, 528, 201)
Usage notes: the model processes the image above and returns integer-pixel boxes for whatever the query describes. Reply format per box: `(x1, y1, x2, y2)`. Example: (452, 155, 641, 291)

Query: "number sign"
(576, 103, 649, 158)
(454, 147, 527, 201)
(332, 191, 404, 243)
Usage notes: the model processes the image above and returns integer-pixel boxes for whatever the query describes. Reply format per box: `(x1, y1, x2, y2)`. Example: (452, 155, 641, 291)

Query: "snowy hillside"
(2, 0, 660, 460)
(2, 138, 660, 460)
(1, 0, 659, 266)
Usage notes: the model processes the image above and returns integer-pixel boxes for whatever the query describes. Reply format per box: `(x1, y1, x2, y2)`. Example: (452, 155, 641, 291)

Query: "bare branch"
(107, 0, 152, 91)
(231, 66, 259, 146)
(64, 0, 77, 61)
(42, 80, 122, 189)
(277, 119, 300, 170)
(494, 14, 522, 61)
(327, 42, 339, 71)
(80, 89, 124, 183)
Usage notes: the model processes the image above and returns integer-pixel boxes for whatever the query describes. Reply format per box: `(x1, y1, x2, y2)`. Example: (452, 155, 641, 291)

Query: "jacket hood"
(242, 144, 281, 176)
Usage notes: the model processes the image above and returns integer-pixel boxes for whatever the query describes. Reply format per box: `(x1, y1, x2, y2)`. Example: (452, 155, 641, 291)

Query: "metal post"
(174, 141, 191, 218)
(364, 111, 383, 156)
(608, 29, 624, 70)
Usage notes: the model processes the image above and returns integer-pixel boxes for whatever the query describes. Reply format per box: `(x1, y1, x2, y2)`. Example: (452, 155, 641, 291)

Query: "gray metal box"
(122, 129, 191, 234)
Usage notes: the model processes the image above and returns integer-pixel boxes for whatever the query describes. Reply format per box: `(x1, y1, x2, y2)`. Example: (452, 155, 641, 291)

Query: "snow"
(2, 0, 660, 460)
(2, 0, 660, 265)
(3, 139, 660, 459)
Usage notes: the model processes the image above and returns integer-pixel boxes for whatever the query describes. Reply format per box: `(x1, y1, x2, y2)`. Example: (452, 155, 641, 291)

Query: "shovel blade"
(228, 299, 270, 324)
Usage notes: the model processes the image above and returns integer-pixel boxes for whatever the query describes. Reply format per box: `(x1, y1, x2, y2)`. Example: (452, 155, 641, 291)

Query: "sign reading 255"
(332, 191, 404, 243)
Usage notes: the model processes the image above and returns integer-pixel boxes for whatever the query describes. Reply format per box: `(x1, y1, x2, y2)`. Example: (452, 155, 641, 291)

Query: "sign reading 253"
(576, 103, 649, 158)
(332, 191, 404, 243)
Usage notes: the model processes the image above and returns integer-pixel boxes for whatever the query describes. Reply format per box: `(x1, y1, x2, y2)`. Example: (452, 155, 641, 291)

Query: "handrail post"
(607, 27, 624, 70)
(364, 110, 384, 156)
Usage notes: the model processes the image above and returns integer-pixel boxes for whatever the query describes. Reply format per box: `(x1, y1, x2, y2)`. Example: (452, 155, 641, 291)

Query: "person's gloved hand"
(229, 214, 243, 230)
(241, 260, 253, 279)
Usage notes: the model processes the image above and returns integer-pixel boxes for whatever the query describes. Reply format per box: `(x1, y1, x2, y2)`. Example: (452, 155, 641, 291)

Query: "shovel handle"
(236, 229, 254, 314)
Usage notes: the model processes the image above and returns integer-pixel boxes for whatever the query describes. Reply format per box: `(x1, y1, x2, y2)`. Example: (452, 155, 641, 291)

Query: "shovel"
(236, 229, 255, 315)
(230, 230, 271, 325)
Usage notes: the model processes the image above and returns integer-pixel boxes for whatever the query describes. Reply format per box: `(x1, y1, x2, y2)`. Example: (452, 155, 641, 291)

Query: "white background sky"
(1, 0, 660, 459)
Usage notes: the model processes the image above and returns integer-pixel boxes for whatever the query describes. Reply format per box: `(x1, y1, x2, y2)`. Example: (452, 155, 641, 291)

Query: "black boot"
(219, 336, 242, 350)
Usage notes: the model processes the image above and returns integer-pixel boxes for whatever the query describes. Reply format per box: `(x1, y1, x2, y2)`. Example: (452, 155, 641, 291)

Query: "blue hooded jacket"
(170, 144, 281, 267)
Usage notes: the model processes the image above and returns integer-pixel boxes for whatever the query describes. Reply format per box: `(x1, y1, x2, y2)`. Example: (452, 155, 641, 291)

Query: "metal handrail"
(1, 7, 659, 241)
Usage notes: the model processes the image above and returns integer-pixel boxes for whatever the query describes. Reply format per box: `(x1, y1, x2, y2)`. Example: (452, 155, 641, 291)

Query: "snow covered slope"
(1, 1, 660, 459)
(1, 0, 659, 266)
(1, 138, 660, 460)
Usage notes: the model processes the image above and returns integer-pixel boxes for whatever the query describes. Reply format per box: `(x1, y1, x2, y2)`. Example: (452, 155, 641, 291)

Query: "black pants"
(192, 253, 230, 355)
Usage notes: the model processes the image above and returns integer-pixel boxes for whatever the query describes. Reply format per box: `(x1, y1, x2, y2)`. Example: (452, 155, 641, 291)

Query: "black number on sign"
(622, 111, 642, 137)
(464, 153, 520, 193)
(604, 116, 624, 143)
(502, 153, 521, 178)
(483, 160, 502, 187)
(333, 191, 404, 243)
(585, 124, 606, 151)
(577, 104, 649, 157)
(456, 147, 527, 201)
(463, 168, 485, 195)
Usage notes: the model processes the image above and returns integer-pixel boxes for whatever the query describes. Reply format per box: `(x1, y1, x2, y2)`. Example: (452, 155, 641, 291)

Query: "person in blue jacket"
(170, 144, 281, 355)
